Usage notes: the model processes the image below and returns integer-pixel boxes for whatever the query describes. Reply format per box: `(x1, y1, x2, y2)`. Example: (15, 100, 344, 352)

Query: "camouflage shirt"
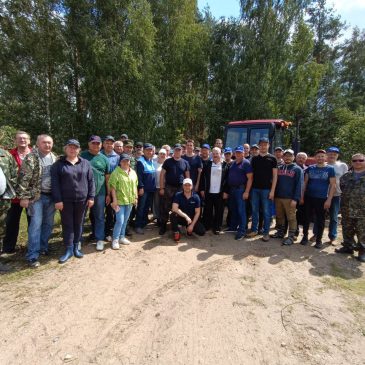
(0, 148, 18, 206)
(17, 148, 57, 201)
(340, 170, 365, 218)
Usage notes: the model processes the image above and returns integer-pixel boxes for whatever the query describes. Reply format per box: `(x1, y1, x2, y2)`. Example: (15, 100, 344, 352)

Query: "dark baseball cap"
(135, 141, 143, 148)
(201, 143, 210, 150)
(174, 143, 183, 150)
(124, 139, 134, 147)
(104, 135, 115, 142)
(234, 145, 244, 153)
(259, 137, 269, 144)
(120, 133, 128, 139)
(224, 147, 232, 154)
(326, 146, 340, 153)
(143, 143, 154, 149)
(119, 153, 131, 162)
(275, 146, 283, 151)
(89, 135, 102, 143)
(65, 139, 80, 148)
(251, 144, 259, 149)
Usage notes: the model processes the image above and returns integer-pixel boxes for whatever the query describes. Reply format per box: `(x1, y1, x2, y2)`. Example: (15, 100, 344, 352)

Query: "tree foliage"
(0, 0, 364, 155)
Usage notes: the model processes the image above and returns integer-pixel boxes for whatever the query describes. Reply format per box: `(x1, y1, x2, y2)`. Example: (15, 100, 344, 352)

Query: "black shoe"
(335, 246, 354, 254)
(314, 241, 323, 249)
(358, 250, 365, 263)
(270, 231, 284, 239)
(159, 225, 166, 235)
(282, 237, 294, 246)
(300, 237, 309, 245)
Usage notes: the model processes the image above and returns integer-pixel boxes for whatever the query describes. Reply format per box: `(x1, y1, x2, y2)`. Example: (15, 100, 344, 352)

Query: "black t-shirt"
(162, 158, 190, 186)
(251, 154, 278, 189)
(183, 155, 203, 186)
(173, 191, 201, 219)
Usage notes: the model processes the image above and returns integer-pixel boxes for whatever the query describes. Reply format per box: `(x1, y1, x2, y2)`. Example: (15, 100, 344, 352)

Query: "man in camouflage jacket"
(17, 135, 57, 268)
(336, 153, 365, 262)
(0, 148, 18, 271)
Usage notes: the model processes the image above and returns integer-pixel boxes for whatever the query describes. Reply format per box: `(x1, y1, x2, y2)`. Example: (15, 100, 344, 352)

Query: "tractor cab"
(224, 119, 292, 153)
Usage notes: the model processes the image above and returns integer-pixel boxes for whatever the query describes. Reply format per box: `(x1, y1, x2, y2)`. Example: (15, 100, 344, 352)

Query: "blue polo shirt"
(305, 165, 335, 199)
(102, 150, 119, 172)
(227, 159, 253, 187)
(162, 158, 190, 186)
(136, 156, 156, 192)
(173, 191, 201, 219)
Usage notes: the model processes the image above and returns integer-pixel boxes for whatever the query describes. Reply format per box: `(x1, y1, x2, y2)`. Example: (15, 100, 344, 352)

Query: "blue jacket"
(275, 163, 303, 201)
(136, 156, 156, 192)
(51, 156, 95, 203)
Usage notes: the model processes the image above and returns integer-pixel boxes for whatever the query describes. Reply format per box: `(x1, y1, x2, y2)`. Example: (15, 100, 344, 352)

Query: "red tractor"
(224, 119, 293, 153)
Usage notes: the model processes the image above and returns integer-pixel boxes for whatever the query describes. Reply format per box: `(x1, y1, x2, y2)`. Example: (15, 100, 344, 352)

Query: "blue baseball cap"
(89, 135, 102, 143)
(326, 146, 340, 153)
(174, 143, 183, 150)
(201, 144, 210, 150)
(259, 137, 269, 144)
(65, 139, 80, 148)
(103, 135, 115, 142)
(223, 147, 232, 154)
(143, 143, 154, 149)
(234, 145, 244, 153)
(119, 153, 131, 162)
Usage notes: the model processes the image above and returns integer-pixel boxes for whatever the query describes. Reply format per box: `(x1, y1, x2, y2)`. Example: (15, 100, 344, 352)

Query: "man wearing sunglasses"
(336, 153, 365, 262)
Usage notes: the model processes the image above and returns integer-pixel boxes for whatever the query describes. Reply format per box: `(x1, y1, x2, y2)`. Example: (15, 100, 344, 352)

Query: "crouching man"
(171, 178, 205, 242)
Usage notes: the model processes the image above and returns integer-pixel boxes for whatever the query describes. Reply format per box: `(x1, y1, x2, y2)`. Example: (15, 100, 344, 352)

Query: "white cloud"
(331, 0, 365, 11)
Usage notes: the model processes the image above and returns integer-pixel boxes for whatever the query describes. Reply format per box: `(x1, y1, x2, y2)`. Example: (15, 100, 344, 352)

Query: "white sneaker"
(111, 239, 120, 250)
(96, 240, 104, 251)
(119, 237, 131, 245)
(106, 235, 112, 242)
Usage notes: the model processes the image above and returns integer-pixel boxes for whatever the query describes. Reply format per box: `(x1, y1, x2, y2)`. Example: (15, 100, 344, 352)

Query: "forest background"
(0, 0, 364, 159)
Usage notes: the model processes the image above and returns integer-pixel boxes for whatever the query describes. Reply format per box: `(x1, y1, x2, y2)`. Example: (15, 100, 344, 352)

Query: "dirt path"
(0, 228, 364, 365)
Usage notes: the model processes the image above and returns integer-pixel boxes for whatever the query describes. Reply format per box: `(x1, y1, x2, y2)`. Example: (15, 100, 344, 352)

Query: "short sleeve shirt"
(162, 158, 190, 186)
(81, 151, 110, 196)
(173, 191, 201, 219)
(305, 165, 335, 199)
(251, 154, 278, 189)
(227, 159, 253, 187)
(182, 155, 203, 186)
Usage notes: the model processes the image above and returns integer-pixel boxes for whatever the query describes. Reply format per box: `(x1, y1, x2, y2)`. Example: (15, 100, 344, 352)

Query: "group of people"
(0, 131, 364, 271)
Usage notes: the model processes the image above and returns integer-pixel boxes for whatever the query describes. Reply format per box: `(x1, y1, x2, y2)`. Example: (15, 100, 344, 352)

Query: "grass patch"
(321, 263, 365, 297)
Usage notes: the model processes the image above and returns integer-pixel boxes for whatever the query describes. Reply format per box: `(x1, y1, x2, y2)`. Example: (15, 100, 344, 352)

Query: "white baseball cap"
(183, 178, 193, 185)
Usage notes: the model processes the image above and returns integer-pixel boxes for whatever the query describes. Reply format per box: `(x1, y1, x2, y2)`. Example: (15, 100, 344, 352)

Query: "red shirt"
(9, 147, 32, 203)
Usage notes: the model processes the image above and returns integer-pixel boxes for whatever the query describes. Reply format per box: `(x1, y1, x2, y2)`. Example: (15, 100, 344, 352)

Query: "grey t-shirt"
(39, 153, 53, 193)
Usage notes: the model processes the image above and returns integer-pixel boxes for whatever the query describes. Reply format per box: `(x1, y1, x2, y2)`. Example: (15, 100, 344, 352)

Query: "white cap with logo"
(183, 178, 193, 185)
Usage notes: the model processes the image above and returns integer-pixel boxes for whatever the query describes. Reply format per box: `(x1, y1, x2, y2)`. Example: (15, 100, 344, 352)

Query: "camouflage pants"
(0, 201, 11, 240)
(341, 214, 365, 250)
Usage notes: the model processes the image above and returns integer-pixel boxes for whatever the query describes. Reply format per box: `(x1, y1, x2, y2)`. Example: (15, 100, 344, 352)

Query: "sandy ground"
(0, 225, 364, 365)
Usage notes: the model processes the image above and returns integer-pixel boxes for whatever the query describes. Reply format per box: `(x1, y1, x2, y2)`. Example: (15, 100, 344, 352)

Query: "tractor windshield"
(225, 127, 248, 148)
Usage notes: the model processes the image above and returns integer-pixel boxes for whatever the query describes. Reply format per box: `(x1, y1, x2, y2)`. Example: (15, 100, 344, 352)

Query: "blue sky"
(198, 0, 365, 32)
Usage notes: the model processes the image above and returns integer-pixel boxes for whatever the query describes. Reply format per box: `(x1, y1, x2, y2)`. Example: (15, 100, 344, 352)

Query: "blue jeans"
(135, 191, 154, 228)
(313, 196, 340, 240)
(91, 193, 105, 241)
(228, 187, 247, 235)
(113, 204, 133, 240)
(27, 194, 55, 261)
(251, 188, 272, 235)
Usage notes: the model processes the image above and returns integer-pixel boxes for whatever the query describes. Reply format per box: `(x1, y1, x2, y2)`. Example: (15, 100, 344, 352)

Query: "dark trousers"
(61, 201, 87, 246)
(303, 196, 326, 242)
(170, 213, 206, 236)
(3, 202, 31, 253)
(105, 204, 115, 238)
(160, 185, 181, 224)
(135, 191, 154, 228)
(203, 192, 224, 232)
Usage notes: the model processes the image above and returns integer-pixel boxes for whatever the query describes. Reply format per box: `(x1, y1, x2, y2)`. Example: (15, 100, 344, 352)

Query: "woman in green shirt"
(109, 154, 138, 248)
